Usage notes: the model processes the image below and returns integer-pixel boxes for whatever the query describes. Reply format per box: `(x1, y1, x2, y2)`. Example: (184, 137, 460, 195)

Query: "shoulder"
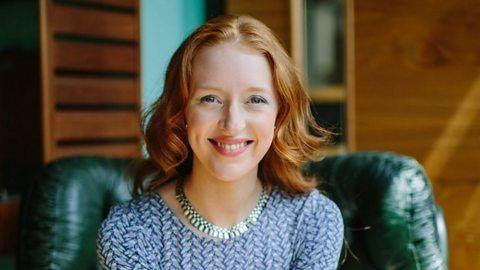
(96, 196, 158, 268)
(302, 188, 343, 225)
(98, 190, 168, 235)
(99, 200, 141, 233)
(96, 198, 147, 250)
(287, 188, 344, 268)
(273, 187, 343, 226)
(269, 186, 343, 239)
(298, 188, 344, 237)
(274, 187, 344, 245)
(99, 194, 153, 230)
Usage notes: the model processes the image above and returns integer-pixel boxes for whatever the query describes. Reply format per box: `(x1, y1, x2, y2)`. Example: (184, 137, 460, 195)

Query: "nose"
(218, 101, 246, 134)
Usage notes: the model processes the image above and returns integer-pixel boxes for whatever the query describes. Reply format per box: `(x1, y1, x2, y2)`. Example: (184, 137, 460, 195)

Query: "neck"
(182, 162, 264, 228)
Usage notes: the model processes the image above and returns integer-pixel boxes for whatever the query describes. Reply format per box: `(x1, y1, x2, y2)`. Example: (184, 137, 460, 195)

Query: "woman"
(97, 15, 344, 269)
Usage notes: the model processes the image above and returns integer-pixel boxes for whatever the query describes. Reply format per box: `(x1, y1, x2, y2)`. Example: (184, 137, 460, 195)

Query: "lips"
(209, 137, 254, 144)
(208, 138, 254, 156)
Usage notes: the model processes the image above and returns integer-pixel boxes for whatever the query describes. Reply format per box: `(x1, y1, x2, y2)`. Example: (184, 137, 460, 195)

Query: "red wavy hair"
(132, 15, 334, 196)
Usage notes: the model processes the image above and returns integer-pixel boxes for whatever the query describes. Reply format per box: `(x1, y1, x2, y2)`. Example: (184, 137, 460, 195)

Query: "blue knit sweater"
(96, 186, 344, 269)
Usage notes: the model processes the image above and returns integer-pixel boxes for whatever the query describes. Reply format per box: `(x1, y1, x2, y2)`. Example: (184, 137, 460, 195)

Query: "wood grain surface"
(349, 1, 480, 269)
(41, 0, 141, 162)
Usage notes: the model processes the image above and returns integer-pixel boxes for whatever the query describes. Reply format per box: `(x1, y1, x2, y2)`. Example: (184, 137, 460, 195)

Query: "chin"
(208, 164, 256, 183)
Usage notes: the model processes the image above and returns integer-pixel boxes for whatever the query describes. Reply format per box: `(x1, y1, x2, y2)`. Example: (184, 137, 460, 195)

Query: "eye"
(200, 95, 221, 104)
(248, 96, 268, 104)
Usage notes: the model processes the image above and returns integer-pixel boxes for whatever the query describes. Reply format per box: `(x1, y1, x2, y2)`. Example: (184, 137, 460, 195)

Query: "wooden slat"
(346, 0, 356, 151)
(41, 0, 55, 162)
(41, 0, 141, 162)
(54, 111, 139, 140)
(52, 4, 137, 40)
(54, 77, 138, 104)
(60, 0, 136, 9)
(54, 41, 138, 72)
(290, 0, 304, 73)
(54, 142, 140, 159)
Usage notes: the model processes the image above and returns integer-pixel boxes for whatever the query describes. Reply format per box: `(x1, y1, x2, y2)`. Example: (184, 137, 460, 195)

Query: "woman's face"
(186, 41, 279, 183)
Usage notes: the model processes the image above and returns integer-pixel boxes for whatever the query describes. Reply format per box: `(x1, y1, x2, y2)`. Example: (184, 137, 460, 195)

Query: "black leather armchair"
(17, 151, 448, 269)
(305, 152, 448, 269)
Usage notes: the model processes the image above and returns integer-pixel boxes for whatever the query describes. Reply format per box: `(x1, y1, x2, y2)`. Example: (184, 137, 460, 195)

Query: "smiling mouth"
(207, 138, 254, 152)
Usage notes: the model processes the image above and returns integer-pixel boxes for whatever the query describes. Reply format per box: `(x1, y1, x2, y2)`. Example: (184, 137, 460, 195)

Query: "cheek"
(188, 114, 208, 129)
(249, 112, 277, 145)
(185, 108, 218, 148)
(186, 108, 217, 129)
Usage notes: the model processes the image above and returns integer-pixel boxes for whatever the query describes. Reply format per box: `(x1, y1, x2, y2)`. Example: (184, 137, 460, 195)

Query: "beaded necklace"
(175, 180, 270, 240)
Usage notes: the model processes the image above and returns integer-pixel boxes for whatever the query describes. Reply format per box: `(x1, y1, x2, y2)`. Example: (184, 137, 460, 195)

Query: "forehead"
(191, 42, 274, 94)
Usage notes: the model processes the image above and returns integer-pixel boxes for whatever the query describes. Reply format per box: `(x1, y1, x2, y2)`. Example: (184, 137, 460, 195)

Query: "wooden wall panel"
(41, 0, 141, 162)
(351, 1, 480, 181)
(70, 0, 136, 9)
(54, 77, 138, 104)
(349, 1, 480, 269)
(54, 41, 138, 72)
(54, 143, 140, 159)
(52, 5, 137, 40)
(54, 111, 139, 140)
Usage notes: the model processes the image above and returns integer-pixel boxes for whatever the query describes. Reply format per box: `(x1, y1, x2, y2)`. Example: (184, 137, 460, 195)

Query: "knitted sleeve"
(291, 190, 344, 270)
(96, 203, 156, 270)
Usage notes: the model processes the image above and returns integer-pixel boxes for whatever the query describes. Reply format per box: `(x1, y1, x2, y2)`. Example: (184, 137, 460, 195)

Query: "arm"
(291, 191, 344, 270)
(96, 204, 156, 269)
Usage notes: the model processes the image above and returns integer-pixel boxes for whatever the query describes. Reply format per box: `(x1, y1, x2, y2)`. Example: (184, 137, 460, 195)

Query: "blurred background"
(0, 0, 478, 269)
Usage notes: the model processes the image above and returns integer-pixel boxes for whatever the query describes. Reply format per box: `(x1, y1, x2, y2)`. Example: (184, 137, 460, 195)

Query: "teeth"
(215, 141, 248, 151)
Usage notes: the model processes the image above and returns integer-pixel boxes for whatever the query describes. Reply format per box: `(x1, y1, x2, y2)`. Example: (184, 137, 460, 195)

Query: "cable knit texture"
(96, 186, 344, 269)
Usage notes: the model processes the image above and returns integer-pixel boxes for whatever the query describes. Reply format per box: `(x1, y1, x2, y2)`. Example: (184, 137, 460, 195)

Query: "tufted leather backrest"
(306, 151, 448, 269)
(17, 156, 133, 269)
(17, 152, 448, 269)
